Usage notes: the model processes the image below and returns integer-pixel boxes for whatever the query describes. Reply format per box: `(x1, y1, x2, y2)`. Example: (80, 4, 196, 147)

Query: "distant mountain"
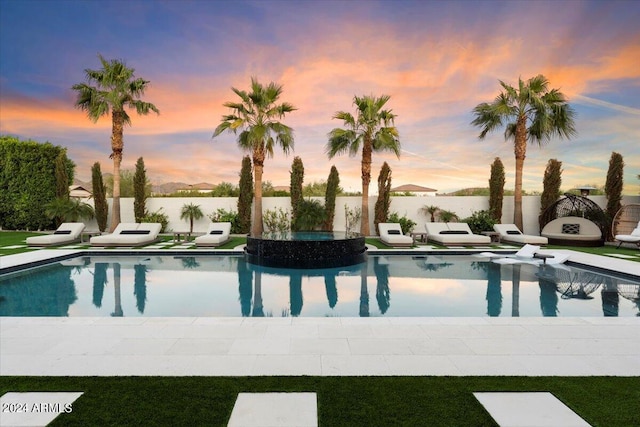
(75, 177, 198, 195)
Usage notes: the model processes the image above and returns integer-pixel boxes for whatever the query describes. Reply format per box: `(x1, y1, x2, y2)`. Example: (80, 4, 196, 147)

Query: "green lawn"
(2, 376, 638, 426)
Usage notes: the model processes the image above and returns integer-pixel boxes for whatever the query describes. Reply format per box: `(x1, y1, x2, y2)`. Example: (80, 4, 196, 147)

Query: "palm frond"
(326, 129, 357, 158)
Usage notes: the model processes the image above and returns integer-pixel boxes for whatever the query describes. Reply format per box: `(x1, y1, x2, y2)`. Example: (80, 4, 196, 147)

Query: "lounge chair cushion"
(541, 217, 601, 242)
(494, 224, 548, 245)
(195, 222, 232, 247)
(425, 222, 491, 245)
(378, 223, 413, 247)
(90, 223, 161, 246)
(561, 224, 580, 234)
(26, 223, 86, 246)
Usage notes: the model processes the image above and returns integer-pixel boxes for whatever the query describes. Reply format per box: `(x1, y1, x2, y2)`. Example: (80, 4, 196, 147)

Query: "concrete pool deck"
(1, 247, 639, 377)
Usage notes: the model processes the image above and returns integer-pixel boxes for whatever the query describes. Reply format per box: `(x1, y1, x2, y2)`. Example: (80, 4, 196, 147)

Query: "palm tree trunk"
(112, 263, 123, 317)
(361, 140, 372, 236)
(252, 149, 265, 236)
(513, 117, 527, 230)
(359, 266, 369, 317)
(110, 111, 125, 232)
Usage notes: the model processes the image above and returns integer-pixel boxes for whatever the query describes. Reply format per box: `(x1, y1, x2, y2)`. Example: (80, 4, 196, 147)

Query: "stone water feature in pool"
(245, 231, 367, 269)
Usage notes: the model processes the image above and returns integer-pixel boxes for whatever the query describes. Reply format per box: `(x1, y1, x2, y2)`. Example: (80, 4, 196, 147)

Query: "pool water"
(1, 255, 639, 317)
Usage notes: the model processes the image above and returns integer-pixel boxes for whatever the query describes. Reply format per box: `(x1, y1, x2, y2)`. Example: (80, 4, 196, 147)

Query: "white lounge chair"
(479, 244, 570, 266)
(493, 224, 548, 245)
(541, 216, 602, 245)
(476, 243, 540, 259)
(614, 221, 640, 248)
(492, 251, 570, 266)
(425, 222, 491, 246)
(194, 222, 232, 247)
(378, 223, 413, 247)
(90, 223, 161, 247)
(26, 222, 86, 246)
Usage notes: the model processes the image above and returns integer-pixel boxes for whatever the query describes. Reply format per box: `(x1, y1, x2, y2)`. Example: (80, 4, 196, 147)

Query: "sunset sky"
(1, 0, 638, 194)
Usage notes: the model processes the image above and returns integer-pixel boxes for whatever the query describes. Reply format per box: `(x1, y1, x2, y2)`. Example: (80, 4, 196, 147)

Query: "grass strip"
(1, 376, 638, 426)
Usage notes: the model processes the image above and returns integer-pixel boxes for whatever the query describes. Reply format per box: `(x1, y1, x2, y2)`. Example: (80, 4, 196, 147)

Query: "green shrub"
(208, 208, 241, 233)
(488, 157, 505, 222)
(290, 156, 304, 230)
(323, 166, 340, 231)
(91, 162, 109, 232)
(294, 199, 326, 231)
(462, 210, 496, 234)
(133, 157, 148, 223)
(263, 208, 290, 234)
(237, 156, 253, 234)
(142, 208, 169, 233)
(387, 212, 416, 234)
(374, 162, 391, 234)
(0, 136, 74, 230)
(438, 209, 459, 223)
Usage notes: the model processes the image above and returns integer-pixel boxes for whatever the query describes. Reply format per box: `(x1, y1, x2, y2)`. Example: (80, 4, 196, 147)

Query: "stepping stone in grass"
(474, 392, 591, 427)
(228, 392, 317, 427)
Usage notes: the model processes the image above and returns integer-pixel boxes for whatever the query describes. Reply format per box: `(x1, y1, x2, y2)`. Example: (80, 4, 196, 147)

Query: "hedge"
(0, 135, 75, 230)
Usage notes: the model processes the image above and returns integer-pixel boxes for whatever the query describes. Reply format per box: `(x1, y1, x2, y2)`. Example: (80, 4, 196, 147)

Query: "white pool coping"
(1, 248, 639, 377)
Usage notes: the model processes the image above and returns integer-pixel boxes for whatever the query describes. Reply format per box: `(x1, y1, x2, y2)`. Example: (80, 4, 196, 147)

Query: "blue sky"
(1, 0, 638, 194)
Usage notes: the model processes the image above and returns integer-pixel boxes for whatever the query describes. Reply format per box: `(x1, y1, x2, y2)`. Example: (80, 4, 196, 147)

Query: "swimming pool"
(1, 255, 639, 317)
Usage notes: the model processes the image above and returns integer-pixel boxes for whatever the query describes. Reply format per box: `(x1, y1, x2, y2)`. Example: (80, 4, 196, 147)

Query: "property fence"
(75, 195, 640, 236)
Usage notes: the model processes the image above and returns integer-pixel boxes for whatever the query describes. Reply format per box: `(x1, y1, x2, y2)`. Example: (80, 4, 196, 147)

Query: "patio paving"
(2, 316, 639, 377)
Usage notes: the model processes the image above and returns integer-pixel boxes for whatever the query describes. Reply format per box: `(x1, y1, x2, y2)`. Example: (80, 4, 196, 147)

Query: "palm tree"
(471, 75, 576, 230)
(180, 203, 203, 233)
(421, 205, 440, 222)
(72, 54, 159, 232)
(45, 197, 95, 224)
(213, 77, 296, 236)
(327, 95, 400, 236)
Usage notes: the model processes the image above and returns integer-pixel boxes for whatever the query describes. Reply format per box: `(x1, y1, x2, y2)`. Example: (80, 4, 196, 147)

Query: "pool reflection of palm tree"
(111, 263, 123, 317)
(374, 257, 390, 315)
(181, 257, 200, 269)
(359, 266, 369, 317)
(324, 273, 338, 309)
(601, 277, 619, 317)
(486, 263, 502, 317)
(511, 264, 521, 317)
(252, 268, 264, 317)
(289, 271, 303, 316)
(237, 260, 253, 317)
(92, 263, 109, 308)
(134, 264, 148, 314)
(538, 276, 559, 317)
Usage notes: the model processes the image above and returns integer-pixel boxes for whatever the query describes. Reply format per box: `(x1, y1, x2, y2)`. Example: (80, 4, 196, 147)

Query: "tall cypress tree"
(237, 156, 253, 234)
(92, 162, 109, 232)
(374, 162, 392, 234)
(54, 152, 70, 199)
(290, 156, 304, 231)
(488, 157, 505, 222)
(605, 152, 624, 240)
(540, 159, 562, 215)
(323, 166, 340, 231)
(133, 157, 147, 222)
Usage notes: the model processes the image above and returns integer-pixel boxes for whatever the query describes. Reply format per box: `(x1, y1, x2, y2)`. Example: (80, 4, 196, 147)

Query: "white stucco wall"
(84, 194, 639, 236)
